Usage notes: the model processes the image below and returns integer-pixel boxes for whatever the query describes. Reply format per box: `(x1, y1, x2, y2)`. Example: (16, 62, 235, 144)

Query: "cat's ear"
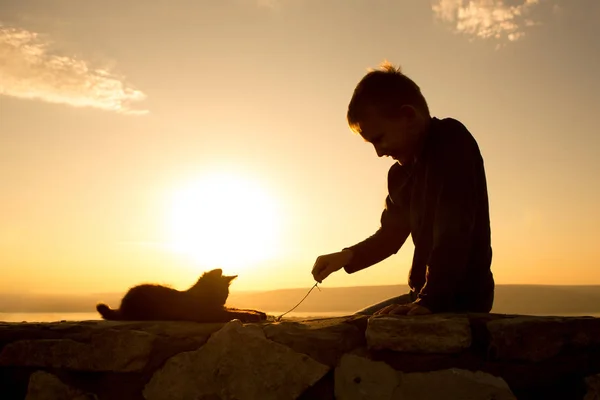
(224, 275, 238, 284)
(206, 268, 223, 277)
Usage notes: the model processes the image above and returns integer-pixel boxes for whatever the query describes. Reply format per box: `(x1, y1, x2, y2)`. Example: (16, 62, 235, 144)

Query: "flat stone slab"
(0, 320, 224, 342)
(366, 314, 472, 353)
(263, 316, 366, 366)
(0, 329, 155, 372)
(487, 316, 600, 362)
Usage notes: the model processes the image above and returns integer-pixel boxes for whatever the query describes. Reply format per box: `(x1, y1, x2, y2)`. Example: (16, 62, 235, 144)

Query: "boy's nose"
(375, 145, 388, 158)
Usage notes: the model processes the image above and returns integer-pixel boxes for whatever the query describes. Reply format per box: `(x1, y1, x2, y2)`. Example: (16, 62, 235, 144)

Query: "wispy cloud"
(0, 25, 147, 115)
(256, 0, 279, 8)
(432, 0, 547, 43)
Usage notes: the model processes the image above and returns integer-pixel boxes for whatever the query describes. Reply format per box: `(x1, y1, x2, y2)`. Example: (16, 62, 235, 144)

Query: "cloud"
(432, 0, 546, 43)
(256, 0, 279, 8)
(0, 25, 147, 115)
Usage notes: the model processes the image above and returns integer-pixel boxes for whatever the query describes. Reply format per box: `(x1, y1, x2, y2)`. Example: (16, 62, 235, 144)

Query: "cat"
(96, 268, 267, 323)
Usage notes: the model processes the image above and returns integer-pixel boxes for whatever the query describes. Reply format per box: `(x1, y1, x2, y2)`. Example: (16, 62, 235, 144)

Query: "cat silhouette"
(96, 268, 266, 323)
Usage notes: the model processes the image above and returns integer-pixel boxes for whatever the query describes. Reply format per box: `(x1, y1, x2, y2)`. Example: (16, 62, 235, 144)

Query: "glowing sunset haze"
(1, 0, 598, 301)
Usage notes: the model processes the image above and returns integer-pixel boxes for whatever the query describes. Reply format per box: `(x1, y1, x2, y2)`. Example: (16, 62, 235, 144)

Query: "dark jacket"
(343, 117, 495, 313)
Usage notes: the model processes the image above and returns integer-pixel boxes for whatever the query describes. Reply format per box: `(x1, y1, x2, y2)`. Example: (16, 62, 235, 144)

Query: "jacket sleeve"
(342, 169, 411, 274)
(415, 131, 482, 312)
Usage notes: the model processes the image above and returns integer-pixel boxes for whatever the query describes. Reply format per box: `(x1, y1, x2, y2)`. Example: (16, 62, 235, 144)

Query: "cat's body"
(96, 269, 267, 323)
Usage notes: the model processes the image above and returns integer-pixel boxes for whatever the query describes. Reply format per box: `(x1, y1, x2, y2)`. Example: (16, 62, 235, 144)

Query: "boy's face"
(357, 105, 423, 166)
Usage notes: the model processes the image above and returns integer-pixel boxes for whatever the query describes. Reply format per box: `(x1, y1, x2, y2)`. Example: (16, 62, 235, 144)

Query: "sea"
(1, 311, 600, 323)
(0, 311, 350, 323)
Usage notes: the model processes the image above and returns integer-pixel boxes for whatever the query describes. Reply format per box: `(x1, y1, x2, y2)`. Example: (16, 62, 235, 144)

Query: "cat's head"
(201, 268, 237, 284)
(189, 268, 238, 306)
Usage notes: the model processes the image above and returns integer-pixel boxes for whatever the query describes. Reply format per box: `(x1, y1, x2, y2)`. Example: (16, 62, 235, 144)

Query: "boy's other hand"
(311, 249, 353, 283)
(374, 302, 432, 316)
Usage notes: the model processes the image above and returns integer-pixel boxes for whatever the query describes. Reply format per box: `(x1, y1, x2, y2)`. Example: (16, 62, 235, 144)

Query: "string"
(275, 282, 321, 322)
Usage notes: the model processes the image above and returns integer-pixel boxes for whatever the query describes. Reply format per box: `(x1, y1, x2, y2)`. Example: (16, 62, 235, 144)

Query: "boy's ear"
(399, 104, 418, 120)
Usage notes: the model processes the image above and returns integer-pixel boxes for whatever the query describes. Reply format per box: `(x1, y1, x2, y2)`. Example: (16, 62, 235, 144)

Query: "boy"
(311, 62, 494, 316)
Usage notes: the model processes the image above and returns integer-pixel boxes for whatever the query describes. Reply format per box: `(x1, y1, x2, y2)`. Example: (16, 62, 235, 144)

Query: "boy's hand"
(311, 249, 353, 283)
(374, 302, 432, 316)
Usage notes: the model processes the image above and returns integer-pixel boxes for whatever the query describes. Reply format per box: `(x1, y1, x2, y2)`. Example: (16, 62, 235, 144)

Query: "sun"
(167, 171, 282, 270)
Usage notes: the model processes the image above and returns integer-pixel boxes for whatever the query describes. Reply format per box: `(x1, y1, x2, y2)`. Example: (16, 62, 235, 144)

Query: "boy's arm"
(414, 129, 482, 313)
(342, 187, 411, 274)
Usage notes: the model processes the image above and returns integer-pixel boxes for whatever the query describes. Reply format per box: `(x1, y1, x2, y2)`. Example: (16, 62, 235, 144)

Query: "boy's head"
(347, 61, 430, 165)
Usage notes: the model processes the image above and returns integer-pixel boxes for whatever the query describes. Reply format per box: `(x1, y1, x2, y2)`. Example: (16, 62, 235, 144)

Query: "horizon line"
(5, 282, 600, 297)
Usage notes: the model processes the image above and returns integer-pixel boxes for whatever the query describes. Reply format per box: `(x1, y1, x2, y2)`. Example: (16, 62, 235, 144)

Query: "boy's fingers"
(311, 261, 323, 278)
(312, 265, 327, 283)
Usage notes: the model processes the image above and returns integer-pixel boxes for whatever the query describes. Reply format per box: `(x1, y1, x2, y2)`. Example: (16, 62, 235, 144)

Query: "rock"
(143, 320, 330, 400)
(93, 320, 225, 341)
(335, 354, 516, 400)
(0, 322, 92, 343)
(397, 369, 516, 400)
(263, 316, 365, 366)
(0, 320, 223, 344)
(584, 373, 600, 400)
(366, 315, 471, 353)
(0, 329, 155, 372)
(487, 316, 600, 362)
(335, 353, 400, 400)
(1, 315, 600, 399)
(25, 371, 96, 400)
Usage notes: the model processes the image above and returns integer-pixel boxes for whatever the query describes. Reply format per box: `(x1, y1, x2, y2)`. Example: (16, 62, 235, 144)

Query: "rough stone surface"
(143, 320, 330, 400)
(335, 353, 400, 400)
(335, 354, 516, 400)
(263, 316, 366, 366)
(585, 373, 600, 400)
(487, 316, 600, 362)
(366, 314, 472, 353)
(25, 371, 96, 400)
(95, 320, 226, 339)
(397, 368, 517, 400)
(1, 314, 600, 399)
(0, 329, 155, 372)
(0, 320, 223, 344)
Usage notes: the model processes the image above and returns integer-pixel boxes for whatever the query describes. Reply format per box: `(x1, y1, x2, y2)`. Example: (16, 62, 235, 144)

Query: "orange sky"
(1, 0, 599, 295)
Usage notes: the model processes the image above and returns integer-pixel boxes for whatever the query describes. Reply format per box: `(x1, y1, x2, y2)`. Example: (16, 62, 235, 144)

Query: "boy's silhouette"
(311, 62, 494, 316)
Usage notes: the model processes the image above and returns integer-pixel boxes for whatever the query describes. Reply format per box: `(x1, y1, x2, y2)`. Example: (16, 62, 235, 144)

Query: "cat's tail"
(96, 303, 123, 320)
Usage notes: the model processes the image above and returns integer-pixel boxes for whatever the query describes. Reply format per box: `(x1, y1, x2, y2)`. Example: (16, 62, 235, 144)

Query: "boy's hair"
(347, 61, 430, 134)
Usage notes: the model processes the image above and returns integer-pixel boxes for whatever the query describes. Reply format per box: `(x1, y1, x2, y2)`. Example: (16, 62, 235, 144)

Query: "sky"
(0, 0, 599, 296)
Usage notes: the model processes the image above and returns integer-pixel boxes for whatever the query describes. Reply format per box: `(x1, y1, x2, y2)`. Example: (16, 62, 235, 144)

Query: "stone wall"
(1, 313, 600, 399)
